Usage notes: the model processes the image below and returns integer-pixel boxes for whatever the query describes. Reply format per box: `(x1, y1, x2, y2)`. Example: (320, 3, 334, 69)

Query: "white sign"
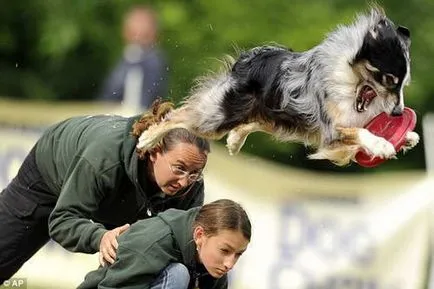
(423, 114, 434, 172)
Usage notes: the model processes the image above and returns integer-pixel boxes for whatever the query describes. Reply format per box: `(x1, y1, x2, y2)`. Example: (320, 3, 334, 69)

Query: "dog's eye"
(383, 74, 398, 88)
(371, 70, 398, 89)
(371, 71, 383, 83)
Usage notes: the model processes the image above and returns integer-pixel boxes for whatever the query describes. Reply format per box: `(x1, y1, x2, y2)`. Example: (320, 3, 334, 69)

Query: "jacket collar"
(122, 115, 152, 207)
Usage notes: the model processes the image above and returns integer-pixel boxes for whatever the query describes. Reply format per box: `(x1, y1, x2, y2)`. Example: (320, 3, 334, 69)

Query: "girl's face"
(194, 228, 249, 278)
(149, 142, 208, 196)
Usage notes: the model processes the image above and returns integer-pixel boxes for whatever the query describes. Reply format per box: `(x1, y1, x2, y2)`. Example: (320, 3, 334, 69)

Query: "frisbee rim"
(355, 107, 416, 168)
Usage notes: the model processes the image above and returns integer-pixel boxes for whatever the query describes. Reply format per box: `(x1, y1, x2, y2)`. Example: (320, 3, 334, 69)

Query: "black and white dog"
(137, 6, 419, 166)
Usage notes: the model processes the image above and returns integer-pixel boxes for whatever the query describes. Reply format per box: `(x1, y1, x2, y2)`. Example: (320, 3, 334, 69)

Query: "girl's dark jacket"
(78, 207, 228, 289)
(34, 114, 204, 253)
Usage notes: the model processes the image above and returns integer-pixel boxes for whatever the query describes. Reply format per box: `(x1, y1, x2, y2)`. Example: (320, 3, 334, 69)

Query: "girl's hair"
(132, 98, 210, 160)
(193, 199, 252, 241)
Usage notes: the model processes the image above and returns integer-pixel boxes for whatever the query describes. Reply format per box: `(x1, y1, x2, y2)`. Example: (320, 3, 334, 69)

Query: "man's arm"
(98, 61, 126, 102)
(48, 156, 109, 253)
(140, 52, 167, 108)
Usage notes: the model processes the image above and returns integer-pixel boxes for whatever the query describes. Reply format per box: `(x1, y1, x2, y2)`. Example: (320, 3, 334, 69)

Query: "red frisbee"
(355, 107, 417, 168)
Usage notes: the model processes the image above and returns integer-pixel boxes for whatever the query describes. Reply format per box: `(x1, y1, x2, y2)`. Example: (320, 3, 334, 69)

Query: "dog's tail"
(184, 54, 236, 106)
(179, 56, 237, 133)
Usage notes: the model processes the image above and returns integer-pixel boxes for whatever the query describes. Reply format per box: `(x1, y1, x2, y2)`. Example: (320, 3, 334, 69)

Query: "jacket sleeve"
(97, 246, 172, 289)
(48, 156, 109, 253)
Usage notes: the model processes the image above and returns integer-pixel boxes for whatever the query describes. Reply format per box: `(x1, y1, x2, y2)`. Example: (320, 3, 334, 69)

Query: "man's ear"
(149, 147, 161, 162)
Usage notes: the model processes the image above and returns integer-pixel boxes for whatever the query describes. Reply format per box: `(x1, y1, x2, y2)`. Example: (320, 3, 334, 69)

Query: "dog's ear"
(397, 26, 411, 46)
(397, 26, 410, 38)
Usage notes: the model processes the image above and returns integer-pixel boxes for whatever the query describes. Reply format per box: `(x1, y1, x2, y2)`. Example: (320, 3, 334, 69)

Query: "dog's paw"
(226, 130, 247, 155)
(368, 138, 396, 159)
(401, 131, 420, 153)
(359, 129, 396, 159)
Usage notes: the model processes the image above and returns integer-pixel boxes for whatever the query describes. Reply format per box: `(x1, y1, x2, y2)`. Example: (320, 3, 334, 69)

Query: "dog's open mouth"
(356, 85, 377, 112)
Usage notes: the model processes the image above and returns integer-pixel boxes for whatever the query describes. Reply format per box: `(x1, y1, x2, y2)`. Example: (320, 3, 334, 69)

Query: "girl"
(79, 199, 252, 289)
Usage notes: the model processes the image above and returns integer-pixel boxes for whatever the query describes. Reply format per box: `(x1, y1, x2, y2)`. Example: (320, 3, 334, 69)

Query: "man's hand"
(99, 223, 130, 266)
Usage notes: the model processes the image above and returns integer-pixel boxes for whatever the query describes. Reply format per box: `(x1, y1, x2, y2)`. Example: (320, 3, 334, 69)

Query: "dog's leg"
(226, 122, 274, 155)
(310, 127, 397, 166)
(400, 131, 420, 153)
(337, 127, 396, 159)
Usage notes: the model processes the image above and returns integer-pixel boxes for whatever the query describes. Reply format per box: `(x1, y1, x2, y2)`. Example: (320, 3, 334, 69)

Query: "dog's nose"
(391, 105, 403, 116)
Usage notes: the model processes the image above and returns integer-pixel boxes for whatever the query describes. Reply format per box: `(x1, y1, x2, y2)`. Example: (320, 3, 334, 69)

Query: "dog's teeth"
(357, 101, 364, 112)
(361, 99, 368, 111)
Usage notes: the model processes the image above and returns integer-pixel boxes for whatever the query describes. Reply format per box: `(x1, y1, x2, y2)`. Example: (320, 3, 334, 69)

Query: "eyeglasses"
(162, 154, 203, 183)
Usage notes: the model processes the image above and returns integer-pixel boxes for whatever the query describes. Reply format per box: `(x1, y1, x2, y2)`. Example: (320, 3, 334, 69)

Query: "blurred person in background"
(0, 100, 209, 283)
(78, 199, 251, 289)
(99, 6, 168, 115)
